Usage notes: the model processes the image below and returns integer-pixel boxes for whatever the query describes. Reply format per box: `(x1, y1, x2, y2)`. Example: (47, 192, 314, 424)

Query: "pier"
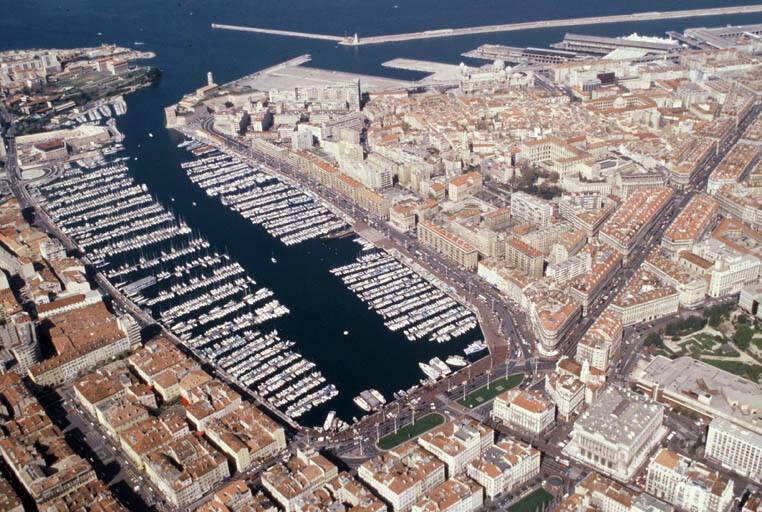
(211, 4, 762, 46)
(211, 23, 345, 42)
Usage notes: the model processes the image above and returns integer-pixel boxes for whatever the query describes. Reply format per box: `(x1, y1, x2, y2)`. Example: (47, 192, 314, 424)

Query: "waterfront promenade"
(212, 4, 762, 46)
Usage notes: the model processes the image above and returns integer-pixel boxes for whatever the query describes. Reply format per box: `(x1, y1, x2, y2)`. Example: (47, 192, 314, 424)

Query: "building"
(662, 194, 718, 254)
(27, 302, 132, 386)
(510, 192, 554, 227)
(705, 418, 762, 482)
(294, 471, 388, 512)
(599, 186, 673, 261)
(203, 402, 287, 472)
(714, 183, 762, 231)
(524, 278, 582, 355)
(556, 472, 673, 512)
(359, 444, 446, 512)
(568, 245, 623, 315)
(646, 449, 734, 512)
(694, 239, 761, 297)
(417, 419, 493, 477)
(0, 320, 41, 372)
(575, 310, 623, 373)
(262, 448, 338, 512)
(644, 250, 709, 308)
(492, 389, 555, 436)
(545, 367, 585, 421)
(390, 201, 418, 233)
(144, 434, 230, 508)
(707, 142, 759, 194)
(631, 356, 762, 437)
(411, 477, 483, 512)
(417, 220, 479, 270)
(740, 281, 762, 319)
(466, 437, 540, 500)
(448, 172, 483, 202)
(609, 269, 679, 327)
(563, 386, 667, 482)
(504, 237, 543, 278)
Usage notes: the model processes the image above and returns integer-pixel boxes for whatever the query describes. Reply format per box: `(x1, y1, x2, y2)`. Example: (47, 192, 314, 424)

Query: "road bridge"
(212, 4, 762, 46)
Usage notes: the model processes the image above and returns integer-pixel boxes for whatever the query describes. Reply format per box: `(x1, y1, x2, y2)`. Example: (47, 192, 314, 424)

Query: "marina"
(330, 245, 479, 343)
(31, 148, 339, 420)
(179, 144, 348, 246)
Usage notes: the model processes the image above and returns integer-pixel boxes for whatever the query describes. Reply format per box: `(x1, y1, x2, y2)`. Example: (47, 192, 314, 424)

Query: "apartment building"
(359, 444, 446, 512)
(504, 236, 543, 278)
(707, 142, 759, 194)
(556, 472, 673, 512)
(448, 171, 483, 202)
(411, 476, 483, 512)
(203, 402, 287, 472)
(492, 389, 555, 436)
(609, 269, 679, 327)
(646, 448, 734, 512)
(694, 239, 761, 297)
(417, 220, 479, 270)
(510, 191, 554, 227)
(662, 193, 718, 254)
(599, 186, 673, 261)
(525, 278, 582, 355)
(545, 369, 585, 421)
(644, 250, 709, 308)
(144, 434, 230, 509)
(715, 182, 762, 231)
(575, 309, 623, 373)
(294, 471, 388, 512)
(466, 437, 540, 500)
(262, 448, 339, 512)
(706, 418, 762, 482)
(417, 419, 494, 477)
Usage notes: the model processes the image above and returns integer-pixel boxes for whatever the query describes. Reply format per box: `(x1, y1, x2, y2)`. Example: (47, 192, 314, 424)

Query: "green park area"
(376, 413, 445, 450)
(645, 303, 762, 382)
(507, 488, 554, 512)
(458, 373, 524, 409)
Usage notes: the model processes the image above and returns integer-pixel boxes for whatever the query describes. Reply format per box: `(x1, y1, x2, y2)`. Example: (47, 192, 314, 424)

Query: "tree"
(737, 314, 749, 325)
(645, 333, 663, 347)
(733, 325, 753, 350)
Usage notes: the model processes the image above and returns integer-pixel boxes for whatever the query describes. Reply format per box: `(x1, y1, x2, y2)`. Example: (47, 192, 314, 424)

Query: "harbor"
(26, 131, 484, 427)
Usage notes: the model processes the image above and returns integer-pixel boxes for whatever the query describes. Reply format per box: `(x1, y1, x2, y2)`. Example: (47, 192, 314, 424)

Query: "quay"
(211, 4, 762, 46)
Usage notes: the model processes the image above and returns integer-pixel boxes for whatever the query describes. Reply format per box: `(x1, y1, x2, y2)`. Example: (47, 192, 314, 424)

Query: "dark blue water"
(3, 0, 761, 426)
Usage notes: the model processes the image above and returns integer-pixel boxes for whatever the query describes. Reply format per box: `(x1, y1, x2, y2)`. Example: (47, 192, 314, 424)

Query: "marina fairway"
(376, 413, 445, 450)
(458, 374, 524, 409)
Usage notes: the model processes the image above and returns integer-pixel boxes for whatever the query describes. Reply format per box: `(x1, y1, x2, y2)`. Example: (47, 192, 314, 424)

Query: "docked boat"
(446, 355, 468, 367)
(370, 389, 386, 405)
(353, 395, 372, 412)
(419, 362, 441, 381)
(323, 411, 336, 431)
(430, 357, 452, 376)
(464, 340, 488, 355)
